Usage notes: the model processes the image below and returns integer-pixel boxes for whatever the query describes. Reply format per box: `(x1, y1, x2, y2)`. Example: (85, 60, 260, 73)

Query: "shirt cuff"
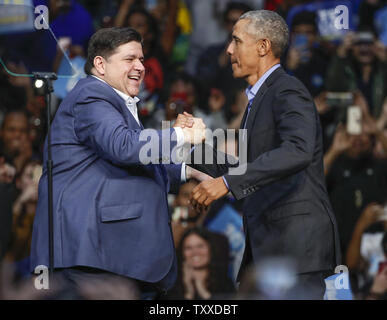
(181, 163, 186, 182)
(222, 176, 229, 190)
(174, 127, 185, 148)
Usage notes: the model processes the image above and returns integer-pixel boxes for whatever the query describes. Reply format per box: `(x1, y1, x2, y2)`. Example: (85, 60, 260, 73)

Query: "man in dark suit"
(30, 27, 205, 296)
(190, 10, 341, 299)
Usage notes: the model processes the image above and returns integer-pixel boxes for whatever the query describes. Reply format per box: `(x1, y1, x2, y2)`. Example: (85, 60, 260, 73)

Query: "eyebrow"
(232, 35, 242, 42)
(123, 54, 144, 60)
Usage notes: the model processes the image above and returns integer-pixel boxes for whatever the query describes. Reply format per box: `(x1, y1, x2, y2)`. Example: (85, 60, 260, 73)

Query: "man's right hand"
(180, 112, 206, 145)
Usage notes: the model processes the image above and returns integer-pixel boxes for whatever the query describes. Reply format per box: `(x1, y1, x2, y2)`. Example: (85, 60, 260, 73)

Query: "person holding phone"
(285, 11, 328, 98)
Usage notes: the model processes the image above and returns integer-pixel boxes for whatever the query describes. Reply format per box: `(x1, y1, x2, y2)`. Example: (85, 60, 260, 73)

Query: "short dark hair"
(84, 27, 142, 75)
(1, 109, 28, 129)
(223, 2, 252, 22)
(291, 11, 318, 33)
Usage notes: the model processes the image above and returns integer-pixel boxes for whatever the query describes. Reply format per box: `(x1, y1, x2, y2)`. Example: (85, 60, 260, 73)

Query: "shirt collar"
(91, 75, 140, 105)
(245, 64, 281, 102)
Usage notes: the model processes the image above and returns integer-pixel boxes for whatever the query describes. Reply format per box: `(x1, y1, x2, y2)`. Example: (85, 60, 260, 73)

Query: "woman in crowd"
(165, 227, 235, 300)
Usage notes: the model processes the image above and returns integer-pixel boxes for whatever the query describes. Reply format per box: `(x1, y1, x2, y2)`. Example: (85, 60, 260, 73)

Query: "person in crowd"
(115, 0, 178, 57)
(358, 0, 387, 32)
(0, 110, 33, 175)
(164, 227, 235, 299)
(325, 29, 387, 118)
(227, 88, 249, 129)
(33, 0, 94, 71)
(324, 122, 387, 255)
(360, 231, 387, 300)
(189, 10, 341, 299)
(285, 10, 329, 98)
(0, 158, 16, 262)
(364, 262, 387, 299)
(115, 4, 179, 125)
(195, 2, 252, 94)
(345, 203, 387, 295)
(150, 72, 212, 128)
(171, 180, 208, 247)
(4, 162, 42, 282)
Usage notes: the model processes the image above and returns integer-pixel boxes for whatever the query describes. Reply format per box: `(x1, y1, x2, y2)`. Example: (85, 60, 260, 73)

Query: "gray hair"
(239, 10, 289, 58)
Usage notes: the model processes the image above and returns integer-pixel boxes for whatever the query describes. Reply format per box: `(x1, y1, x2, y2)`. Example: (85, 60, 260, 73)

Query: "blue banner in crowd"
(286, 0, 356, 40)
(205, 204, 245, 280)
(375, 6, 387, 46)
(53, 55, 86, 99)
(0, 0, 35, 34)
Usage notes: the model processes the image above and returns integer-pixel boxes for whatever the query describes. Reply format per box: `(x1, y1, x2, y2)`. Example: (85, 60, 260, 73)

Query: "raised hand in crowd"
(373, 40, 387, 62)
(13, 136, 33, 175)
(12, 163, 41, 216)
(376, 97, 387, 131)
(346, 203, 384, 271)
(366, 266, 387, 300)
(0, 157, 16, 184)
(323, 123, 352, 175)
(314, 91, 330, 115)
(182, 261, 211, 300)
(208, 88, 226, 113)
(286, 46, 302, 71)
(337, 31, 355, 58)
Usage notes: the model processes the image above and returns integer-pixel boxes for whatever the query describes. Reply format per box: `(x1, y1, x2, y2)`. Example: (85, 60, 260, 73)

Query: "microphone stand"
(33, 72, 57, 278)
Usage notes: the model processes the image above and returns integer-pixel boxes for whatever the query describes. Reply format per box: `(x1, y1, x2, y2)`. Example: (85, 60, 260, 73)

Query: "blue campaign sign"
(375, 6, 387, 46)
(0, 0, 35, 34)
(286, 0, 355, 40)
(205, 204, 245, 280)
(324, 272, 353, 300)
(53, 55, 86, 99)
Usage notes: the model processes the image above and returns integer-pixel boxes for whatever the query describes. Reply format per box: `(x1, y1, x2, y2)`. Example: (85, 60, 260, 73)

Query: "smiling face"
(1, 112, 29, 155)
(183, 234, 211, 269)
(93, 41, 145, 97)
(227, 19, 260, 85)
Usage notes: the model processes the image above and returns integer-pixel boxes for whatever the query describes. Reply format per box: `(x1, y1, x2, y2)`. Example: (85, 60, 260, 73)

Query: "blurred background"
(0, 0, 387, 300)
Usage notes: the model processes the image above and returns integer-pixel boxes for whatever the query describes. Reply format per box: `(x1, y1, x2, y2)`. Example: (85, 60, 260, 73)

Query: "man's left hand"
(190, 177, 229, 207)
(173, 113, 194, 128)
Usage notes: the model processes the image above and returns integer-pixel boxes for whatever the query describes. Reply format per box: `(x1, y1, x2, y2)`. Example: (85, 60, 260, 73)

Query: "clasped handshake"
(170, 112, 230, 210)
(172, 112, 206, 145)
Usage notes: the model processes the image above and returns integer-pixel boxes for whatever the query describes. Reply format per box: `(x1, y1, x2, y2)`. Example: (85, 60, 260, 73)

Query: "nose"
(226, 41, 234, 56)
(135, 59, 145, 72)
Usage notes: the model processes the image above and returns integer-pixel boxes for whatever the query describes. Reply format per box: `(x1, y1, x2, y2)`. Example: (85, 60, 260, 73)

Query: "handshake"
(173, 112, 206, 145)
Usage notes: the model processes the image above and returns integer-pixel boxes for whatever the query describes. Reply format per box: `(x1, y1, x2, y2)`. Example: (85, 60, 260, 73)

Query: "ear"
(257, 39, 272, 57)
(93, 56, 106, 76)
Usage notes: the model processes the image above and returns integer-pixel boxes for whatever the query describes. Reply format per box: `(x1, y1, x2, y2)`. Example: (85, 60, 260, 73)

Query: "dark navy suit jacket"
(30, 76, 181, 290)
(190, 67, 342, 278)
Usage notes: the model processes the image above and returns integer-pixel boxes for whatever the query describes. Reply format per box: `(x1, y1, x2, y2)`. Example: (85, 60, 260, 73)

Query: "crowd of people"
(1, 0, 387, 300)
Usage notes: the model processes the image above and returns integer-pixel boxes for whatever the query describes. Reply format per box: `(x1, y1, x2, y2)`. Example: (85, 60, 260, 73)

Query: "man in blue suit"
(30, 27, 205, 296)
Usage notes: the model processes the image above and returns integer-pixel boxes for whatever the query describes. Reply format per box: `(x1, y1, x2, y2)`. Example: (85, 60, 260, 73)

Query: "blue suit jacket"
(30, 76, 181, 290)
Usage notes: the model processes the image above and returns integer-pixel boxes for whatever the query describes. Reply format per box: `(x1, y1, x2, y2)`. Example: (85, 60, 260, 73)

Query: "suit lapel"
(244, 67, 286, 142)
(245, 82, 269, 142)
(120, 102, 142, 130)
(88, 76, 142, 129)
